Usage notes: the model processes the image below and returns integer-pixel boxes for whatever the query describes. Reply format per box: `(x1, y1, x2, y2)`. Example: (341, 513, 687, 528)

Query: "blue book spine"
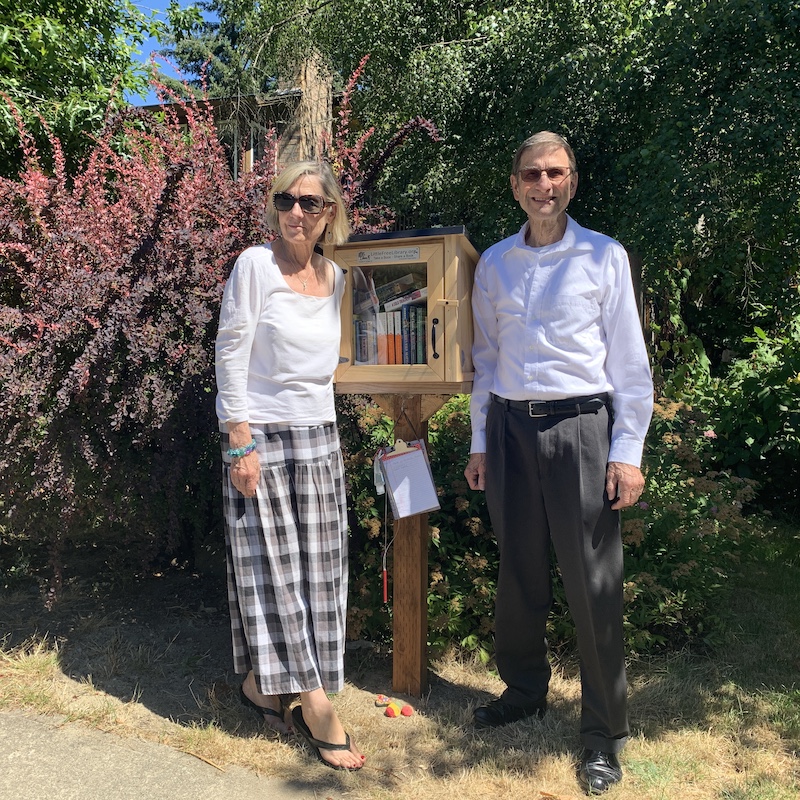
(401, 305, 411, 364)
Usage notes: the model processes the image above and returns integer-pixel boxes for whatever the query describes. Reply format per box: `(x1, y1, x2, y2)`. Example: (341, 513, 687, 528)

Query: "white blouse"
(215, 244, 345, 425)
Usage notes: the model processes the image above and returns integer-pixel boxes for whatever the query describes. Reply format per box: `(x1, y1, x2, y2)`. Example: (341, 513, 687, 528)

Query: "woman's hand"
(228, 422, 260, 498)
(231, 450, 260, 497)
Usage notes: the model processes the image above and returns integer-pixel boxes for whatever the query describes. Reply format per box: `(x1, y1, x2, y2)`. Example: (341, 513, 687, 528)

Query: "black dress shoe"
(473, 697, 547, 729)
(578, 749, 622, 794)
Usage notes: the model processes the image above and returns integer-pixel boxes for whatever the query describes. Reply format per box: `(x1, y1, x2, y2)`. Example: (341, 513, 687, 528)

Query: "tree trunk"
(293, 50, 332, 161)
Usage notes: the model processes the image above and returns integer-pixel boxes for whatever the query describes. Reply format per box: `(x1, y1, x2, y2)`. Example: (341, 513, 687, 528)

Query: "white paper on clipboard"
(379, 439, 440, 519)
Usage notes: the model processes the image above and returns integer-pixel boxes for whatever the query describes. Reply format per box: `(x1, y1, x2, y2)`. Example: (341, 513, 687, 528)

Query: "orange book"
(386, 310, 396, 363)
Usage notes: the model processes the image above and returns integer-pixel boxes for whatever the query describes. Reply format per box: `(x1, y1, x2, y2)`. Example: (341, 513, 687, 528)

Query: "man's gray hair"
(512, 131, 577, 175)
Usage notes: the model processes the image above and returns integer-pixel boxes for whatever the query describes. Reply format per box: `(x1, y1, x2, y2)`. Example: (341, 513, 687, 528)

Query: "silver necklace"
(280, 242, 313, 291)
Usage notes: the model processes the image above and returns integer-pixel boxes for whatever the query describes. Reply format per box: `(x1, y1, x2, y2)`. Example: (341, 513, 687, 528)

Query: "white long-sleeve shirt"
(470, 216, 653, 467)
(215, 244, 345, 425)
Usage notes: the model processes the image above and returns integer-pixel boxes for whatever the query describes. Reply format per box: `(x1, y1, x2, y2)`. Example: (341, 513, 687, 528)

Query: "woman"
(215, 161, 364, 771)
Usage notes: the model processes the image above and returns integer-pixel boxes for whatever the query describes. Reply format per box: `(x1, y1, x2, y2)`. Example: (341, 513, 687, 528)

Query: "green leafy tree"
(590, 0, 800, 364)
(157, 0, 476, 173)
(0, 0, 159, 175)
(160, 0, 476, 104)
(371, 0, 799, 384)
(158, 0, 261, 98)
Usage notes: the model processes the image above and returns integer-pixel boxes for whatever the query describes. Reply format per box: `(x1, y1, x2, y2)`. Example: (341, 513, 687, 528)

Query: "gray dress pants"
(485, 399, 628, 753)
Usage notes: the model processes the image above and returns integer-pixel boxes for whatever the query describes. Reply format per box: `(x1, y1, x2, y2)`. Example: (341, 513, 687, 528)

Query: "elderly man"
(464, 131, 653, 794)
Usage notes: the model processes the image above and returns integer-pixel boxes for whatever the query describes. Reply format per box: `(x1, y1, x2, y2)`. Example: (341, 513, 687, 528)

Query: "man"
(464, 131, 653, 794)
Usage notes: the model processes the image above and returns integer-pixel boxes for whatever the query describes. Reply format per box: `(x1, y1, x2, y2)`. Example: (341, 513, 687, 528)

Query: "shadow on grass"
(0, 564, 234, 725)
(1, 521, 798, 798)
(626, 520, 800, 758)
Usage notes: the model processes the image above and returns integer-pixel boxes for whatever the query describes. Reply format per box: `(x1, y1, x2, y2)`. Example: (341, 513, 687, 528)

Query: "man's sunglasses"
(517, 167, 572, 184)
(273, 192, 331, 214)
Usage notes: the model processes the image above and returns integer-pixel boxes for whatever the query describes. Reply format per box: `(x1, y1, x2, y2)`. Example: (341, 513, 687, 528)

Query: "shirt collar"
(509, 215, 586, 256)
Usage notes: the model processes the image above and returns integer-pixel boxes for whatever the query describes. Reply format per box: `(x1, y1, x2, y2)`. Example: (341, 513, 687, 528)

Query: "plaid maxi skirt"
(220, 422, 348, 695)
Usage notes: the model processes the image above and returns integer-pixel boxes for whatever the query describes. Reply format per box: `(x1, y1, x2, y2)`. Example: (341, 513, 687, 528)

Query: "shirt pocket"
(540, 294, 600, 348)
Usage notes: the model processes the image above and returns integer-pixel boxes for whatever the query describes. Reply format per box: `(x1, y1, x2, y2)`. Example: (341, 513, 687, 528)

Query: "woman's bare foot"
(240, 671, 293, 734)
(298, 689, 364, 770)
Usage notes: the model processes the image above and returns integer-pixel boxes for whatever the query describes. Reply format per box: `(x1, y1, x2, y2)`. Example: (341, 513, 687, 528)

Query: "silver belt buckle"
(528, 401, 547, 418)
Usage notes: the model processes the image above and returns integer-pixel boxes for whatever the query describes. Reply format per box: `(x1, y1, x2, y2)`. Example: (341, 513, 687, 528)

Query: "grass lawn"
(1, 517, 798, 799)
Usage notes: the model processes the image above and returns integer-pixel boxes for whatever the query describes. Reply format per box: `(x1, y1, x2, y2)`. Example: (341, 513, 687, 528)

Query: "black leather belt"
(490, 392, 609, 418)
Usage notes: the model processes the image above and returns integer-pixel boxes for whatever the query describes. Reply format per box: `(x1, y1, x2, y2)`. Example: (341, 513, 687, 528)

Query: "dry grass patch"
(1, 634, 799, 800)
(2, 527, 799, 800)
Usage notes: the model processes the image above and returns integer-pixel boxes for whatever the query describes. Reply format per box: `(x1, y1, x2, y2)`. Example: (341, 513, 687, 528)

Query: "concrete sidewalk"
(0, 710, 344, 800)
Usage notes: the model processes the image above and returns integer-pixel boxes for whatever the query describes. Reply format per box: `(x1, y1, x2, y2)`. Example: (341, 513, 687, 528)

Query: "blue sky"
(128, 0, 191, 105)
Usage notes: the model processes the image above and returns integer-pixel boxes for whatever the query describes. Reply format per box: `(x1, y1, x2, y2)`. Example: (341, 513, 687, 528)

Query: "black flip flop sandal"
(239, 685, 292, 732)
(291, 706, 362, 771)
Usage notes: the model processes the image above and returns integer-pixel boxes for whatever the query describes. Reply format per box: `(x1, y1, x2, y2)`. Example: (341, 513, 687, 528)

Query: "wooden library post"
(373, 394, 448, 697)
(328, 228, 480, 698)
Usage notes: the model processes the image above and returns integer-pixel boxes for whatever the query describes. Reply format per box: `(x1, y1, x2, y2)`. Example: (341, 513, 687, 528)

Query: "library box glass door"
(323, 228, 479, 395)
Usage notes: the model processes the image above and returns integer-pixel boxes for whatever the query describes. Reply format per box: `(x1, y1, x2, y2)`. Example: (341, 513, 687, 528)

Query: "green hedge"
(342, 393, 758, 659)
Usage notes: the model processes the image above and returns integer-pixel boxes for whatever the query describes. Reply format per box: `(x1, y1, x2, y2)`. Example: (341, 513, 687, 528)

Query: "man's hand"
(605, 461, 645, 510)
(464, 452, 486, 491)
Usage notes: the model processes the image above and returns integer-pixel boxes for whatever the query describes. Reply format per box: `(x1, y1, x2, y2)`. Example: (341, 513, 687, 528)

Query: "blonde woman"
(215, 161, 363, 770)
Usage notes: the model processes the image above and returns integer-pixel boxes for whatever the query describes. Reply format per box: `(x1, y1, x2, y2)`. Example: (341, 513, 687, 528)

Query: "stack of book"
(353, 272, 428, 365)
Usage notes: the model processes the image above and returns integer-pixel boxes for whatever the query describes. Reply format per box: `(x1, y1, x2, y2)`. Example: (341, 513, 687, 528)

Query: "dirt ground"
(1, 567, 243, 723)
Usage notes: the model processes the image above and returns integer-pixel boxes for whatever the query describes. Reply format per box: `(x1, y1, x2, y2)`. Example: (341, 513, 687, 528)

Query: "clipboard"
(378, 439, 440, 519)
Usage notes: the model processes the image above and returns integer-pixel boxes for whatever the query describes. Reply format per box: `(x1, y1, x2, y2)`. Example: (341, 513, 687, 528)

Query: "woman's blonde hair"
(266, 160, 351, 245)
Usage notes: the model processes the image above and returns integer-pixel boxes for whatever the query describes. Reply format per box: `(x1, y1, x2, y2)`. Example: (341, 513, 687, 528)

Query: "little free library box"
(323, 227, 480, 395)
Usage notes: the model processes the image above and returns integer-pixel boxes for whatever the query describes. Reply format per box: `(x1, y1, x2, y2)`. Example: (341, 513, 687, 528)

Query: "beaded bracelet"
(227, 438, 257, 458)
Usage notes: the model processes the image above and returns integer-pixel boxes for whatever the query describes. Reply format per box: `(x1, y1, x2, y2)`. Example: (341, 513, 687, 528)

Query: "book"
(376, 311, 388, 365)
(354, 319, 379, 364)
(352, 267, 380, 315)
(354, 319, 366, 363)
(416, 306, 426, 363)
(383, 286, 428, 312)
(386, 309, 396, 364)
(400, 305, 411, 364)
(409, 305, 417, 364)
(366, 319, 378, 364)
(353, 291, 379, 316)
(392, 311, 402, 364)
(374, 273, 416, 305)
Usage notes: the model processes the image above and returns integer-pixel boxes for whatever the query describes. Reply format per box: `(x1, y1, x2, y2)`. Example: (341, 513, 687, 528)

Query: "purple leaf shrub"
(0, 89, 277, 597)
(0, 68, 441, 603)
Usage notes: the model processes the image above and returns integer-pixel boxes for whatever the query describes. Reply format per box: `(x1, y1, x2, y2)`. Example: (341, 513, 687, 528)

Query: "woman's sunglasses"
(273, 192, 331, 214)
